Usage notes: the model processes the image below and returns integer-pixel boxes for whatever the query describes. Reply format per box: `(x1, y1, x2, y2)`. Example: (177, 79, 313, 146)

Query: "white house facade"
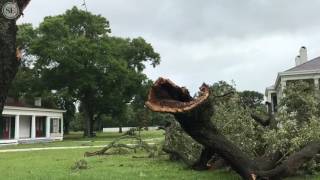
(266, 46, 320, 113)
(0, 99, 65, 144)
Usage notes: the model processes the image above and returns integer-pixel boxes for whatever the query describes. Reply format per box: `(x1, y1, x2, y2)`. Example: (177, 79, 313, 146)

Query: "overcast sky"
(17, 0, 320, 94)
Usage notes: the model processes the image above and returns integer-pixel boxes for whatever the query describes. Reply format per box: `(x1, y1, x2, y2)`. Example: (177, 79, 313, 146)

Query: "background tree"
(15, 7, 160, 137)
(239, 90, 264, 109)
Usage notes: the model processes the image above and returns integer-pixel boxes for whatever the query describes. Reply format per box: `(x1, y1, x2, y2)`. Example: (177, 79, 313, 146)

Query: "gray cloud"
(18, 0, 320, 94)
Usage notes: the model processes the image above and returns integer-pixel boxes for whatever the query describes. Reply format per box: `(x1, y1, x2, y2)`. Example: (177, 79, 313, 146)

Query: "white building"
(266, 46, 320, 113)
(0, 98, 65, 144)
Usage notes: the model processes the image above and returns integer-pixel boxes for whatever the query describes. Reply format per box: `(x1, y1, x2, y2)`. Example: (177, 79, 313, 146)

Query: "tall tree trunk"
(0, 0, 30, 117)
(0, 10, 18, 116)
(82, 102, 94, 137)
(95, 114, 103, 132)
(90, 115, 95, 136)
(63, 118, 70, 135)
(146, 77, 320, 180)
(81, 90, 96, 138)
(83, 111, 94, 137)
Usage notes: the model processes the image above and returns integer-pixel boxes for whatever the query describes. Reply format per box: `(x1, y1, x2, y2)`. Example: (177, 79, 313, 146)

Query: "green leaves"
(209, 79, 320, 170)
(210, 81, 264, 157)
(239, 90, 264, 109)
(12, 6, 160, 135)
(281, 80, 319, 122)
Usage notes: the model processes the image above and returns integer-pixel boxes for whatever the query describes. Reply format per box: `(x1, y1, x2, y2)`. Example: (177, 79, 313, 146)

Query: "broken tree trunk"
(0, 0, 30, 116)
(145, 77, 320, 180)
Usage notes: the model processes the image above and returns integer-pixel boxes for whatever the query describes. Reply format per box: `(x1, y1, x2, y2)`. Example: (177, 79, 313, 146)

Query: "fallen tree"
(145, 77, 320, 180)
(0, 0, 30, 116)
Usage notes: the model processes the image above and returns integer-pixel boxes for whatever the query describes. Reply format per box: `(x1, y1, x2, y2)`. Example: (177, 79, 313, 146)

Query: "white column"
(267, 91, 272, 102)
(280, 80, 287, 99)
(314, 78, 319, 98)
(46, 117, 50, 138)
(14, 115, 20, 140)
(314, 78, 319, 90)
(31, 115, 36, 139)
(60, 116, 64, 139)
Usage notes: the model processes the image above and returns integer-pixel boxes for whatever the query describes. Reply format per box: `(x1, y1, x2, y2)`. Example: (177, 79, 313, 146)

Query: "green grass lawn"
(0, 131, 319, 179)
(0, 148, 318, 180)
(0, 148, 241, 180)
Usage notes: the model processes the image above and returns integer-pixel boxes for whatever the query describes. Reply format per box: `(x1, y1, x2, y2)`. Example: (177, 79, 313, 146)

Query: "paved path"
(0, 142, 156, 153)
(72, 137, 163, 143)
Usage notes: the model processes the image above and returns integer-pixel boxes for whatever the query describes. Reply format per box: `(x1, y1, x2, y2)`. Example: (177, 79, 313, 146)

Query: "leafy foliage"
(280, 80, 320, 122)
(210, 80, 320, 175)
(11, 7, 160, 136)
(210, 81, 265, 157)
(263, 80, 320, 173)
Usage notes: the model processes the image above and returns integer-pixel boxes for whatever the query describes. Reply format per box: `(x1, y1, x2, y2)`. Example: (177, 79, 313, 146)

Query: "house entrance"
(0, 116, 15, 140)
(36, 116, 46, 138)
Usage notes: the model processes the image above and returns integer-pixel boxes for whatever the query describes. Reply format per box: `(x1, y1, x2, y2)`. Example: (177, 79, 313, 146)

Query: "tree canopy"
(11, 7, 160, 136)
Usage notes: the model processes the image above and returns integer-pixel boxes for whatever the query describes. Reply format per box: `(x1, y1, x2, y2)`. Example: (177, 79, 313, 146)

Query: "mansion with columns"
(266, 46, 320, 113)
(0, 98, 65, 144)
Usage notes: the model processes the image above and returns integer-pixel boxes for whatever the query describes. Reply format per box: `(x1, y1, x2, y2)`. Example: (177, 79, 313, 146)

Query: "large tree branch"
(84, 134, 154, 157)
(250, 102, 275, 127)
(250, 114, 272, 127)
(256, 141, 320, 179)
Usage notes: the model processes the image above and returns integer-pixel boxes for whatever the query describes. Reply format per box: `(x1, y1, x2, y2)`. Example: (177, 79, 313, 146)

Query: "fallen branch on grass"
(84, 129, 157, 157)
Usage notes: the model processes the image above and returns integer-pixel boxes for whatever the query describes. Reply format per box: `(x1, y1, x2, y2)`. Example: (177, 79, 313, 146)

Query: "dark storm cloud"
(18, 0, 320, 94)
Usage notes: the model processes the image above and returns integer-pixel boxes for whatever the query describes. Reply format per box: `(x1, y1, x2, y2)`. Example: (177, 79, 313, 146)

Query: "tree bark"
(82, 103, 94, 137)
(145, 77, 320, 180)
(192, 148, 215, 170)
(256, 141, 320, 179)
(250, 102, 275, 128)
(83, 111, 94, 137)
(0, 0, 30, 117)
(119, 126, 122, 133)
(162, 119, 204, 167)
(64, 119, 70, 135)
(81, 91, 96, 137)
